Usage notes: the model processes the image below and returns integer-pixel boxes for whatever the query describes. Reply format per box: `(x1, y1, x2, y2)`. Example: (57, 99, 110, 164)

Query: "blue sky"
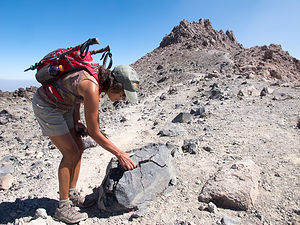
(0, 0, 299, 91)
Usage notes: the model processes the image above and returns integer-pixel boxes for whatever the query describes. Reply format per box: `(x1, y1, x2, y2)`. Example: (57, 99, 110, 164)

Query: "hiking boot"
(54, 200, 88, 224)
(69, 189, 96, 208)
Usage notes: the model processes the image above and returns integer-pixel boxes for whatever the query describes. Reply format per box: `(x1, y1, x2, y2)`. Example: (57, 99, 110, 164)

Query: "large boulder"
(198, 159, 261, 210)
(98, 143, 177, 212)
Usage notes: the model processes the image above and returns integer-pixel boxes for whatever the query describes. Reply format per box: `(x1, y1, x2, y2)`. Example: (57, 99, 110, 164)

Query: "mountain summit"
(133, 18, 300, 94)
(160, 19, 242, 51)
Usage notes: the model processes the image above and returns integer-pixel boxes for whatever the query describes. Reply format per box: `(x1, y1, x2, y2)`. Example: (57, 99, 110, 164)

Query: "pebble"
(36, 152, 43, 159)
(0, 173, 13, 190)
(221, 216, 241, 225)
(198, 202, 208, 211)
(208, 202, 218, 213)
(34, 208, 48, 219)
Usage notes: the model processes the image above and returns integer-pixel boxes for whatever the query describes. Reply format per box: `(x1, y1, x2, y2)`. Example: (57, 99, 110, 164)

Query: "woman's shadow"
(0, 188, 131, 224)
(0, 197, 58, 224)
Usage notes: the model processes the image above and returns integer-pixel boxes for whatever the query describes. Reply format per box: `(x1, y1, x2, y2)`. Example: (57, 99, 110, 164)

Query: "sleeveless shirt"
(37, 70, 100, 111)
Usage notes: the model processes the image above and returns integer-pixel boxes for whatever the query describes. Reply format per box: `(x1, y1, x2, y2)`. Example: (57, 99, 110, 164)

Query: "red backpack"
(25, 38, 112, 101)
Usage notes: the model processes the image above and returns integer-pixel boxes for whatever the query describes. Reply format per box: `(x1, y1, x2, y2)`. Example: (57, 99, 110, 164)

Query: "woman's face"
(107, 89, 126, 102)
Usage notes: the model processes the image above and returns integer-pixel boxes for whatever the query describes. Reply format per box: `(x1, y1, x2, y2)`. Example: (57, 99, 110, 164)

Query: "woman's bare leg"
(50, 131, 82, 200)
(68, 128, 85, 189)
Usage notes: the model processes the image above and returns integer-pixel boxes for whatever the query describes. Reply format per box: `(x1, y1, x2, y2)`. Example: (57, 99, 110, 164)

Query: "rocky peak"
(159, 18, 242, 50)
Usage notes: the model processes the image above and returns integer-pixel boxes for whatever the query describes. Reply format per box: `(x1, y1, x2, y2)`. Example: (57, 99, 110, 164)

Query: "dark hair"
(98, 66, 123, 93)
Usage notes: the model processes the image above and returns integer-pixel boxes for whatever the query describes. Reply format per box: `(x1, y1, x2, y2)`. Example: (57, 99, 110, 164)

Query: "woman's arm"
(77, 78, 136, 170)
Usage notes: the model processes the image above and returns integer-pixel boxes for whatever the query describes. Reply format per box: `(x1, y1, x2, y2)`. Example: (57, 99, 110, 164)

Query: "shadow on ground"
(0, 197, 58, 224)
(0, 188, 135, 224)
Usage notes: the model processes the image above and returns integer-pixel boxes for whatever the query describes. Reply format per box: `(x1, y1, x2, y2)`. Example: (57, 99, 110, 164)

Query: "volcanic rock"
(98, 143, 177, 212)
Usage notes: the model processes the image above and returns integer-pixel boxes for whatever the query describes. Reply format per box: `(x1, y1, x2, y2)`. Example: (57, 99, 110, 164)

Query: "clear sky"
(0, 0, 299, 91)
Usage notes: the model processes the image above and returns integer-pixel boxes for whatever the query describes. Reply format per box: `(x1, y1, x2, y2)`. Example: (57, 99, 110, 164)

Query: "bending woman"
(32, 65, 139, 223)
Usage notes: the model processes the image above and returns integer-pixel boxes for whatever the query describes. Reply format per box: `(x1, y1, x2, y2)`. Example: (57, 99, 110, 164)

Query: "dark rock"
(296, 119, 300, 129)
(191, 106, 205, 117)
(98, 143, 177, 212)
(157, 76, 168, 83)
(160, 93, 167, 100)
(182, 139, 198, 154)
(294, 209, 300, 215)
(203, 146, 212, 152)
(172, 112, 192, 123)
(0, 110, 13, 125)
(156, 65, 164, 70)
(264, 50, 273, 60)
(0, 117, 9, 125)
(168, 86, 178, 95)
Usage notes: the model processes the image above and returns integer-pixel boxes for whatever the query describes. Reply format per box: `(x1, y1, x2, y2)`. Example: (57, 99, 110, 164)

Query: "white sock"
(59, 199, 70, 207)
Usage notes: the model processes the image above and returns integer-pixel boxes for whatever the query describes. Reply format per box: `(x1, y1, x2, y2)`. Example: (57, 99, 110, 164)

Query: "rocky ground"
(0, 18, 299, 225)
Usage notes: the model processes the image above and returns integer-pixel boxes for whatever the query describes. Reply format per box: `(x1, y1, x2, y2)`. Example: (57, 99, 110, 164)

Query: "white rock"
(0, 173, 13, 190)
(34, 208, 47, 219)
(36, 152, 43, 159)
(238, 85, 260, 97)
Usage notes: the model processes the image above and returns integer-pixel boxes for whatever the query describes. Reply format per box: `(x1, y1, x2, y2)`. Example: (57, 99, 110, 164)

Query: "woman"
(32, 65, 139, 223)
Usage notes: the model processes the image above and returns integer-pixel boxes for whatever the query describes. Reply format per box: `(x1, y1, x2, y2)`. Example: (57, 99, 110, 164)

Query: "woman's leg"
(50, 131, 82, 200)
(68, 128, 84, 189)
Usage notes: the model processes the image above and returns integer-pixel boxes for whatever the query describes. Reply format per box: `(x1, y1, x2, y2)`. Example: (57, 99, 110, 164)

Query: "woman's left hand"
(75, 121, 88, 137)
(117, 152, 136, 170)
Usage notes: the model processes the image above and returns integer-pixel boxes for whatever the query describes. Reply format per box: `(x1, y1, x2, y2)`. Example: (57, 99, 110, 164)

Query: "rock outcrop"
(160, 19, 242, 50)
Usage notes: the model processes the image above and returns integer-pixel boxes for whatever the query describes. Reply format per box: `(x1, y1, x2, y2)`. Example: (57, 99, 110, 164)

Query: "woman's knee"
(50, 133, 83, 162)
(62, 146, 82, 163)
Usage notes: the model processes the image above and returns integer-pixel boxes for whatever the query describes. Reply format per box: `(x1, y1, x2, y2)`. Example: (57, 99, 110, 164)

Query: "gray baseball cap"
(113, 65, 139, 103)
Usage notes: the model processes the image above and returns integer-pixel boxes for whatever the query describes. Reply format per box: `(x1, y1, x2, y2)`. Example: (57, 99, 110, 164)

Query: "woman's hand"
(117, 152, 136, 170)
(75, 120, 88, 137)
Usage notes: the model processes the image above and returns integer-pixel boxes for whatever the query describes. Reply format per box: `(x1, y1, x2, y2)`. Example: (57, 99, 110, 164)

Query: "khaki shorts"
(32, 92, 74, 136)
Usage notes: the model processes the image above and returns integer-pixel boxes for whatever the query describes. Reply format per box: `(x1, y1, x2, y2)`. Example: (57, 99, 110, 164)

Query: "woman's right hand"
(117, 152, 136, 170)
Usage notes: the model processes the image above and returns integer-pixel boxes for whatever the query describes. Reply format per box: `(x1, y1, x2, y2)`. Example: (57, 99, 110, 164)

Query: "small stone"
(203, 146, 213, 152)
(208, 202, 218, 213)
(198, 202, 208, 211)
(296, 119, 300, 129)
(221, 216, 241, 225)
(191, 106, 205, 117)
(294, 209, 300, 215)
(182, 139, 198, 154)
(238, 85, 260, 97)
(34, 208, 48, 219)
(36, 152, 43, 159)
(129, 213, 140, 221)
(172, 112, 192, 123)
(156, 65, 163, 70)
(14, 218, 25, 225)
(0, 173, 13, 190)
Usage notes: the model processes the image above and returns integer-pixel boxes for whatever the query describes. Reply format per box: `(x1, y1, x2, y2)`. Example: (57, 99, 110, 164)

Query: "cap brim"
(124, 90, 138, 103)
